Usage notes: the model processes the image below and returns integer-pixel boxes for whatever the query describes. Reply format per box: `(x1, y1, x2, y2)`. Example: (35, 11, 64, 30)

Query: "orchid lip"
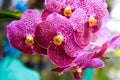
(76, 68, 82, 73)
(89, 16, 97, 26)
(25, 35, 34, 45)
(73, 68, 83, 79)
(53, 34, 64, 46)
(63, 5, 73, 17)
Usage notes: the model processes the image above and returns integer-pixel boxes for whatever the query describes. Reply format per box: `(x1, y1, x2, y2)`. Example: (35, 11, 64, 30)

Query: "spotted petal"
(45, 0, 64, 12)
(108, 34, 120, 51)
(20, 9, 41, 34)
(41, 9, 51, 21)
(92, 42, 108, 58)
(64, 36, 83, 57)
(84, 58, 104, 68)
(88, 0, 108, 19)
(35, 13, 71, 48)
(74, 26, 91, 48)
(7, 21, 34, 54)
(35, 21, 57, 49)
(70, 8, 91, 48)
(95, 27, 111, 43)
(48, 43, 75, 67)
(73, 52, 93, 66)
(70, 8, 87, 30)
(33, 40, 47, 55)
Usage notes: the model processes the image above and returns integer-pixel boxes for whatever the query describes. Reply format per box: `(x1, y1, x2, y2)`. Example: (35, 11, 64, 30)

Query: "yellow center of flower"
(89, 16, 97, 26)
(102, 51, 109, 58)
(53, 34, 64, 46)
(64, 6, 72, 17)
(104, 51, 108, 55)
(25, 35, 34, 45)
(76, 68, 82, 73)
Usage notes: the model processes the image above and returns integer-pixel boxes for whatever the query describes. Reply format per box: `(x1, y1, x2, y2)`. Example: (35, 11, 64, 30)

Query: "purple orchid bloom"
(36, 0, 111, 68)
(70, 8, 91, 48)
(41, 0, 109, 20)
(51, 42, 107, 79)
(7, 9, 47, 55)
(41, 0, 109, 48)
(35, 12, 85, 67)
(51, 54, 104, 79)
(86, 0, 109, 33)
(90, 34, 120, 57)
(107, 34, 120, 51)
(84, 34, 120, 59)
(6, 0, 120, 79)
(42, 0, 74, 20)
(44, 0, 109, 39)
(41, 7, 110, 49)
(92, 27, 111, 44)
(69, 3, 110, 47)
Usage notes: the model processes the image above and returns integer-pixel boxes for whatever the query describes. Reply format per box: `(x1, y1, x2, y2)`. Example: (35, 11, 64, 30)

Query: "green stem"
(0, 10, 23, 22)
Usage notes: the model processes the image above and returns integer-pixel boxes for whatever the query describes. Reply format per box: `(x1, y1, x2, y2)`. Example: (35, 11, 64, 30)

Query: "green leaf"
(0, 10, 23, 22)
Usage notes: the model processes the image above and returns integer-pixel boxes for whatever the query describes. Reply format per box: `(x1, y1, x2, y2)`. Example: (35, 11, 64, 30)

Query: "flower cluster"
(7, 0, 120, 79)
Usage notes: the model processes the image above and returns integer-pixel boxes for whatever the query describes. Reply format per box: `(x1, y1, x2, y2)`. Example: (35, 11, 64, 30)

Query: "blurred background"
(0, 0, 120, 80)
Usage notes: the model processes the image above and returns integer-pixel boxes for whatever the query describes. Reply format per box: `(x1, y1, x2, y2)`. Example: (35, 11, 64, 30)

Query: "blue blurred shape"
(0, 56, 40, 80)
(15, 0, 28, 11)
(2, 37, 20, 58)
(83, 68, 94, 80)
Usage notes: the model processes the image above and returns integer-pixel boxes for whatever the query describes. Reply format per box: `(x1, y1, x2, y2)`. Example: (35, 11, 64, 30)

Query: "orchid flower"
(41, 0, 109, 21)
(7, 9, 47, 55)
(6, 0, 120, 80)
(42, 0, 109, 48)
(50, 41, 111, 79)
(69, 7, 110, 48)
(35, 10, 111, 78)
(35, 13, 84, 67)
(39, 0, 110, 50)
(107, 34, 120, 52)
